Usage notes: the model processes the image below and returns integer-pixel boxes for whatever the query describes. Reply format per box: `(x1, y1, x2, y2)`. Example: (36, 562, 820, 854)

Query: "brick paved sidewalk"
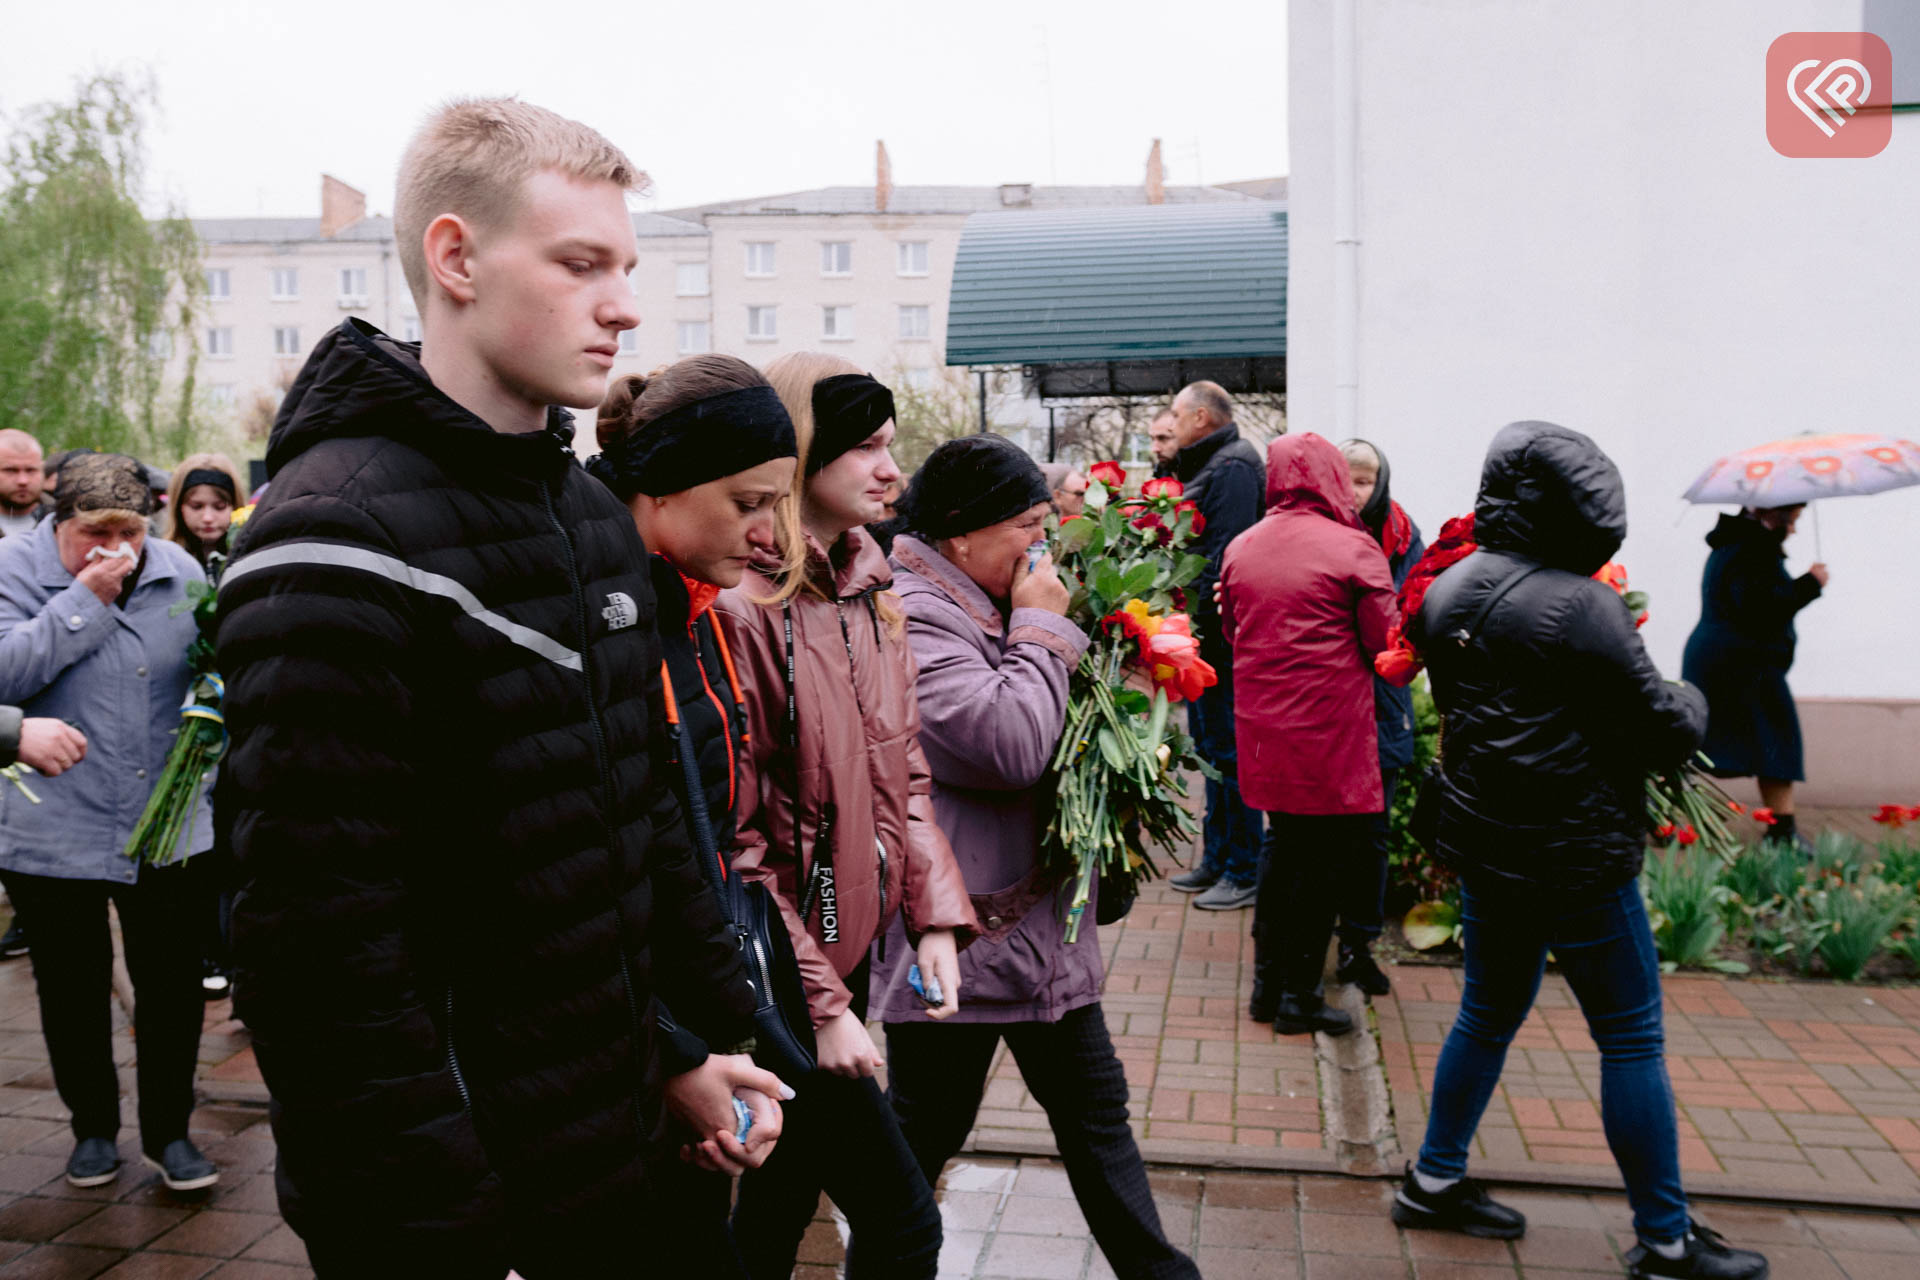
(1379, 964, 1920, 1212)
(796, 1158, 1920, 1279)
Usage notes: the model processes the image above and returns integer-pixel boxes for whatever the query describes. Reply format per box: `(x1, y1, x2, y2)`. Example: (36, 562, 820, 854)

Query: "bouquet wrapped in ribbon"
(123, 556, 226, 865)
(1044, 465, 1218, 941)
(1377, 516, 1741, 863)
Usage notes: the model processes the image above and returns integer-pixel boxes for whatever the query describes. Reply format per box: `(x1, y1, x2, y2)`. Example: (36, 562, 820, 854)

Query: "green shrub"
(1644, 844, 1743, 972)
(1878, 841, 1920, 892)
(1753, 886, 1831, 975)
(1807, 831, 1874, 885)
(1720, 839, 1806, 928)
(1811, 877, 1914, 981)
(1386, 677, 1450, 901)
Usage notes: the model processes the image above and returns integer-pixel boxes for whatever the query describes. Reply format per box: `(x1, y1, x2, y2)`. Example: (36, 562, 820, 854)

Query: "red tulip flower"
(1141, 476, 1184, 500)
(1089, 460, 1126, 490)
(1726, 801, 1746, 815)
(1676, 825, 1699, 846)
(1874, 804, 1912, 828)
(1654, 823, 1676, 839)
(1751, 808, 1777, 825)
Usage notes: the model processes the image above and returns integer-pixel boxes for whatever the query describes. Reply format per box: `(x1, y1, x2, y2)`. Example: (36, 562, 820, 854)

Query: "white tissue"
(84, 542, 137, 562)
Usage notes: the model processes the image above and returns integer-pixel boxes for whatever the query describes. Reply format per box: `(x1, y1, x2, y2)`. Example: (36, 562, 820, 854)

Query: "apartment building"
(185, 155, 1266, 449)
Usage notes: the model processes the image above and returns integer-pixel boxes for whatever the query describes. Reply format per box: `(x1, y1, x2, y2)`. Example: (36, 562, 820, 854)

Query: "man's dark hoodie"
(218, 319, 757, 1276)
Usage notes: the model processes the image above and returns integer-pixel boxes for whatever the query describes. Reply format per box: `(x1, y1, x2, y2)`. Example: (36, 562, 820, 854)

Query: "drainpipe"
(1331, 0, 1360, 438)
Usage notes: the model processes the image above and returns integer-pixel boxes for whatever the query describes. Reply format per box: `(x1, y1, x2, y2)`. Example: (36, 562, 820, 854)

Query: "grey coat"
(0, 521, 211, 880)
(869, 535, 1098, 1025)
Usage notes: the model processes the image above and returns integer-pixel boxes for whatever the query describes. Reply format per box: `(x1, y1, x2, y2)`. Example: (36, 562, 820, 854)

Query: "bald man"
(0, 431, 44, 537)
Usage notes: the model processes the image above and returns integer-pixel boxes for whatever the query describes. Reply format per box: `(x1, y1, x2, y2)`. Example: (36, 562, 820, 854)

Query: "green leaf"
(1112, 690, 1152, 716)
(1170, 553, 1209, 588)
(1119, 562, 1157, 599)
(1093, 561, 1123, 603)
(1097, 727, 1127, 772)
(1402, 900, 1460, 951)
(1056, 517, 1097, 555)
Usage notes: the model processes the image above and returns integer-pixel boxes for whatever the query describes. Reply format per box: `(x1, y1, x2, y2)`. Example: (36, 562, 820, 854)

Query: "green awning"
(945, 203, 1287, 370)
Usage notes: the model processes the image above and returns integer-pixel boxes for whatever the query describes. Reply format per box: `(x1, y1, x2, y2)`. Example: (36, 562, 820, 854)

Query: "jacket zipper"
(445, 986, 474, 1119)
(541, 476, 649, 1149)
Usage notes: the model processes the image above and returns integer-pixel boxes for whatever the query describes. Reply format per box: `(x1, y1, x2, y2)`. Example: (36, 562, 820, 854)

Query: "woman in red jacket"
(717, 352, 979, 1280)
(1219, 432, 1398, 1037)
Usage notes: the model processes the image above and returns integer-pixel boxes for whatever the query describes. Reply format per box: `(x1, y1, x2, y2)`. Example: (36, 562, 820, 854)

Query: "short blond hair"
(395, 98, 645, 311)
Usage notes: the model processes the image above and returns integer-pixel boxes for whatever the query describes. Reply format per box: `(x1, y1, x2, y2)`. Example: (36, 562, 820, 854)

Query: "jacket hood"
(1473, 421, 1625, 574)
(265, 318, 576, 481)
(1263, 432, 1366, 532)
(1706, 511, 1784, 553)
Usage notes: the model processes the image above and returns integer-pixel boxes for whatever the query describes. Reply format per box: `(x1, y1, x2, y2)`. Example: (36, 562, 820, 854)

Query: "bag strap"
(1448, 562, 1542, 651)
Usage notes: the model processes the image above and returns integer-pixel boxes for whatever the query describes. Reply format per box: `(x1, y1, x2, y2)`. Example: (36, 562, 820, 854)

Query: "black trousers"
(1255, 812, 1377, 998)
(731, 966, 942, 1280)
(1336, 768, 1402, 949)
(7, 862, 207, 1146)
(884, 1004, 1199, 1280)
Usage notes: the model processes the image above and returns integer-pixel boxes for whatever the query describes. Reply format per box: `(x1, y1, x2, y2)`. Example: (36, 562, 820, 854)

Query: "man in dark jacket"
(218, 100, 783, 1279)
(1392, 422, 1766, 1280)
(1163, 381, 1267, 910)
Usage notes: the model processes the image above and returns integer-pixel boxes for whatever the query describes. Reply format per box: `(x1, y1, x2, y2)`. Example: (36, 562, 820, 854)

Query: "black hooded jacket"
(1413, 422, 1707, 896)
(1174, 422, 1265, 664)
(217, 319, 757, 1274)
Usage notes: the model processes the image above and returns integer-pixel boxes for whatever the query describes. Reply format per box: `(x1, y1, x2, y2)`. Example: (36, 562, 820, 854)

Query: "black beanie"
(902, 435, 1052, 540)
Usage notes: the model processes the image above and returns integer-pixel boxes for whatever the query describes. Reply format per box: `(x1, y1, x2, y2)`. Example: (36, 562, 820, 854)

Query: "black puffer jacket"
(1414, 421, 1707, 896)
(219, 319, 756, 1275)
(1174, 423, 1265, 664)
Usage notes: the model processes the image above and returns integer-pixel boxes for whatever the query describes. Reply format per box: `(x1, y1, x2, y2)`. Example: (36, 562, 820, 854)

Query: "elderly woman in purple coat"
(870, 437, 1198, 1280)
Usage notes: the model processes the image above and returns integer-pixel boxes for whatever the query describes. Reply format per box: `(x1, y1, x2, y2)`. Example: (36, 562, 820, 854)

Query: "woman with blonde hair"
(717, 352, 978, 1280)
(163, 453, 248, 577)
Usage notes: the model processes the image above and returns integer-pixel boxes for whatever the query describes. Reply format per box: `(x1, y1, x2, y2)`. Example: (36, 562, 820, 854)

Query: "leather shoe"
(66, 1136, 120, 1187)
(1271, 993, 1354, 1037)
(145, 1138, 219, 1192)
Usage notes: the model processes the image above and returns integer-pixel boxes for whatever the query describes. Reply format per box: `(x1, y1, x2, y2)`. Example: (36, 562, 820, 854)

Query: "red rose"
(1654, 823, 1676, 839)
(1141, 476, 1184, 500)
(1176, 500, 1206, 536)
(1089, 461, 1126, 489)
(1131, 511, 1172, 546)
(1676, 825, 1699, 846)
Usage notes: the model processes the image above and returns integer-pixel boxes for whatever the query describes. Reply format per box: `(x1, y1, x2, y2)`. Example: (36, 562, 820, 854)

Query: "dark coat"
(1413, 421, 1707, 897)
(1220, 434, 1399, 815)
(1680, 513, 1822, 780)
(218, 319, 756, 1275)
(1174, 423, 1265, 665)
(1372, 513, 1426, 771)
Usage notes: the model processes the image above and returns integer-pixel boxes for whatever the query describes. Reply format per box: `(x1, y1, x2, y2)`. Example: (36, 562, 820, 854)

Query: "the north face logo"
(601, 592, 637, 630)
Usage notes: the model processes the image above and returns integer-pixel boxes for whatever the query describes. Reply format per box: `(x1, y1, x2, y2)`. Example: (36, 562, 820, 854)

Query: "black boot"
(1390, 1164, 1526, 1239)
(1624, 1220, 1768, 1279)
(1337, 940, 1391, 997)
(1271, 991, 1353, 1036)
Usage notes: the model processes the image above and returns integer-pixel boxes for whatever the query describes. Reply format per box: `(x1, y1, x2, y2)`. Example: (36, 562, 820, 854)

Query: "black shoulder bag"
(1408, 563, 1541, 852)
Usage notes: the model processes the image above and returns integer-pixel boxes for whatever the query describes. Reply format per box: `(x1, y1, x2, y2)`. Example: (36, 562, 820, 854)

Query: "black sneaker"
(1390, 1165, 1526, 1239)
(66, 1136, 120, 1187)
(0, 921, 26, 960)
(1625, 1220, 1768, 1279)
(144, 1138, 219, 1192)
(1337, 944, 1392, 997)
(1271, 993, 1354, 1037)
(1248, 985, 1277, 1023)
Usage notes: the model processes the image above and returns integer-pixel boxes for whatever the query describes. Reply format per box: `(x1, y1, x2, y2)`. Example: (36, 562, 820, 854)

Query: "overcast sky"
(3, 0, 1287, 218)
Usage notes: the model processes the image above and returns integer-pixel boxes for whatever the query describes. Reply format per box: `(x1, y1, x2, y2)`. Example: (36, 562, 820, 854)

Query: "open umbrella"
(1682, 433, 1920, 556)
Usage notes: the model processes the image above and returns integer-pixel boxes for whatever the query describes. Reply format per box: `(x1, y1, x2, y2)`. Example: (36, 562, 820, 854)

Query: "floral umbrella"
(1681, 432, 1920, 556)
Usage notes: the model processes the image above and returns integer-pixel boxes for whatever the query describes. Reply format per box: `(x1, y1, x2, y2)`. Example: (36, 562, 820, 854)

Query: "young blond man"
(219, 99, 785, 1278)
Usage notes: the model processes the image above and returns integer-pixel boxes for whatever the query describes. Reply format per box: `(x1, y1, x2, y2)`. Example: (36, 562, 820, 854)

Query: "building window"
(401, 315, 421, 343)
(338, 267, 368, 302)
(897, 242, 929, 276)
(205, 268, 230, 300)
(618, 328, 638, 354)
(822, 306, 853, 341)
(675, 262, 710, 296)
(898, 305, 931, 340)
(819, 242, 852, 276)
(270, 267, 299, 300)
(745, 242, 776, 277)
(273, 326, 302, 356)
(208, 384, 236, 408)
(206, 327, 234, 358)
(747, 306, 778, 340)
(677, 321, 711, 355)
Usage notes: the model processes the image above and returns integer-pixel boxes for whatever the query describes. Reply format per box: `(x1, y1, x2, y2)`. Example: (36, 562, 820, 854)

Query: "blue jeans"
(1186, 669, 1263, 887)
(1416, 878, 1690, 1244)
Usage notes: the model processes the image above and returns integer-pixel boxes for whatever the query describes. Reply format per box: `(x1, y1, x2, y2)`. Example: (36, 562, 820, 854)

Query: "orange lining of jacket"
(658, 569, 749, 874)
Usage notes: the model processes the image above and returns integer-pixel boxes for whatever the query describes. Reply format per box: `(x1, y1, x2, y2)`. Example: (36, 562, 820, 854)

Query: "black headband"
(181, 468, 237, 501)
(808, 374, 896, 474)
(590, 384, 796, 499)
(902, 435, 1054, 540)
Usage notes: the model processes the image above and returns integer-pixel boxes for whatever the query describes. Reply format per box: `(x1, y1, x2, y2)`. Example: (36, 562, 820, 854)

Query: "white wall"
(1288, 0, 1920, 698)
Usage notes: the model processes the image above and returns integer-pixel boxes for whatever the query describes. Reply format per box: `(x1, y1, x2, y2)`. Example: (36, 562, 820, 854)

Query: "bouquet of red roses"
(1044, 463, 1217, 941)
